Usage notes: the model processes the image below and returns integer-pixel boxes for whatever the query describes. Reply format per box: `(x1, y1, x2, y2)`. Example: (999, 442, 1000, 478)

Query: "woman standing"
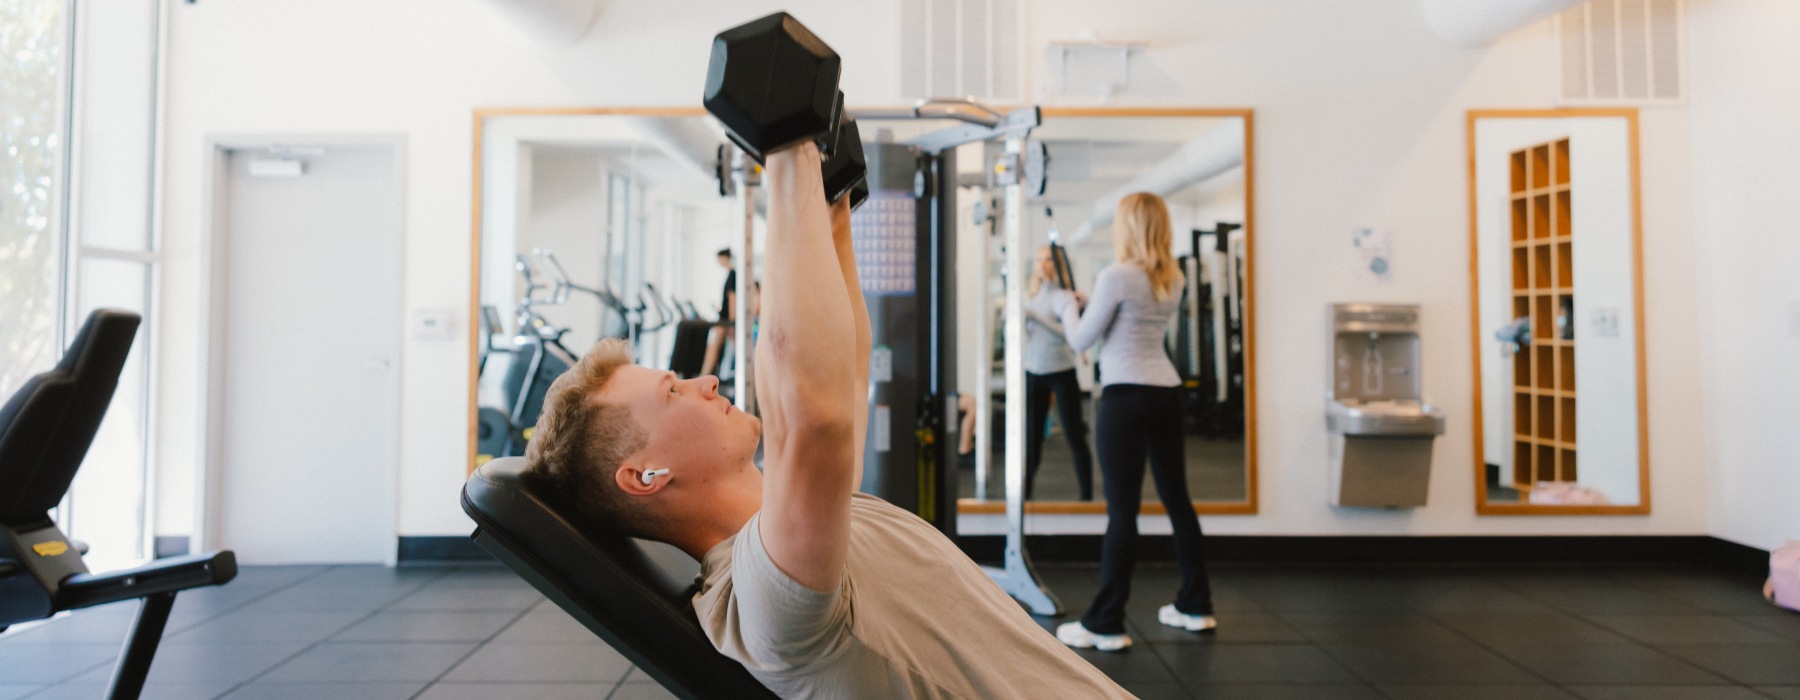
(1053, 193, 1216, 652)
(1023, 246, 1095, 501)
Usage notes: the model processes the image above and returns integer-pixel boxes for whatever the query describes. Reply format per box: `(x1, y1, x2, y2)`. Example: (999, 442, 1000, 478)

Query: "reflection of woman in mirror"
(1022, 246, 1095, 501)
(1051, 192, 1217, 652)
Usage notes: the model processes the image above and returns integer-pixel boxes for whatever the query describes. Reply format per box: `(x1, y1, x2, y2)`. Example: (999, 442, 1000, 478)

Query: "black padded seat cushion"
(461, 457, 775, 699)
(0, 309, 139, 526)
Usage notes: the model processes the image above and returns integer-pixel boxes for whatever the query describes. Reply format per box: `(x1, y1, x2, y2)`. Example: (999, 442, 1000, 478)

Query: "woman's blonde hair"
(1113, 192, 1183, 301)
(1028, 246, 1054, 297)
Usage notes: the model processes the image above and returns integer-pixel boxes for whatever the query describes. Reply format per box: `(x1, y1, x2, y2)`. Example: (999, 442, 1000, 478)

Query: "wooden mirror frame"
(955, 106, 1258, 517)
(1466, 108, 1651, 516)
(465, 106, 1258, 519)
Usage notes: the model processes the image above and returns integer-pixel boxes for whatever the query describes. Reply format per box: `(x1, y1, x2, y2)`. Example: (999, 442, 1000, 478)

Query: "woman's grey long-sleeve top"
(1024, 285, 1077, 375)
(1053, 264, 1182, 388)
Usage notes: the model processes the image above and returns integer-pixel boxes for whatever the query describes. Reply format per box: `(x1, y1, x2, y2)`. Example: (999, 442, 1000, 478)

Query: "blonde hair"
(1113, 192, 1183, 301)
(1028, 246, 1053, 297)
(521, 338, 661, 538)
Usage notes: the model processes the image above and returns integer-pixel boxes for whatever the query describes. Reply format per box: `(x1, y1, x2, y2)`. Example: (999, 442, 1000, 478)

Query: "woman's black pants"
(1025, 369, 1094, 501)
(1079, 383, 1215, 635)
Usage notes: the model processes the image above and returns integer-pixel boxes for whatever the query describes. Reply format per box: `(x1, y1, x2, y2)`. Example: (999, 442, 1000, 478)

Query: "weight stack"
(850, 141, 958, 534)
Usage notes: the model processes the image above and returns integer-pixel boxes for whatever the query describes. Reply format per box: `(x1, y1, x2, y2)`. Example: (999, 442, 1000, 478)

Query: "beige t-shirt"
(692, 492, 1134, 699)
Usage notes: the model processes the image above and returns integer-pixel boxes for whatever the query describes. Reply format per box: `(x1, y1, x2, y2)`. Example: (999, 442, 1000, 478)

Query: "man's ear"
(615, 460, 669, 497)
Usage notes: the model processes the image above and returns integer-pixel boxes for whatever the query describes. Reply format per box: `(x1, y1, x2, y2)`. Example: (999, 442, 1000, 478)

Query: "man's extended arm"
(829, 198, 873, 487)
(755, 144, 859, 593)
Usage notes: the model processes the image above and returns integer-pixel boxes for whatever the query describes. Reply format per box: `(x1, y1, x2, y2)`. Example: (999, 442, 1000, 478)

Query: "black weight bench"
(0, 309, 237, 700)
(461, 457, 776, 699)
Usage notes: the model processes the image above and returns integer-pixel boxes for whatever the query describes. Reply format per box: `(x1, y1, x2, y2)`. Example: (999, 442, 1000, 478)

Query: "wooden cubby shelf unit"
(1508, 137, 1577, 489)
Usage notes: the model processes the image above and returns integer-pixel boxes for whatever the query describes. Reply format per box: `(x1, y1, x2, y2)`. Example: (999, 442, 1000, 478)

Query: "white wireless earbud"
(641, 468, 671, 486)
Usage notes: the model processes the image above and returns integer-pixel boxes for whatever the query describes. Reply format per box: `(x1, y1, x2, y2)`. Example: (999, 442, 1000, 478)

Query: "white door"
(212, 142, 402, 563)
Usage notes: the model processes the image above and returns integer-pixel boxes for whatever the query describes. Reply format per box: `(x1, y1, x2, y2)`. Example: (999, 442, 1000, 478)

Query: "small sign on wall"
(870, 345, 893, 383)
(1353, 228, 1394, 282)
(873, 405, 891, 453)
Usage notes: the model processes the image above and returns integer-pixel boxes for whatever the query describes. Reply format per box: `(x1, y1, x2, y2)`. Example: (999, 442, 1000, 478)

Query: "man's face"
(717, 255, 732, 269)
(597, 364, 761, 486)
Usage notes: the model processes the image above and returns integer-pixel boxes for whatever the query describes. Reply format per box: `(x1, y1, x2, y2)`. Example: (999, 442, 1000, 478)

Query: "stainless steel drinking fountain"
(1326, 303, 1446, 508)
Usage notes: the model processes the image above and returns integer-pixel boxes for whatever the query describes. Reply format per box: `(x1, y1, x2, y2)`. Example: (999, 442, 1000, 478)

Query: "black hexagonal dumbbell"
(703, 12, 841, 163)
(704, 12, 866, 207)
(821, 112, 868, 207)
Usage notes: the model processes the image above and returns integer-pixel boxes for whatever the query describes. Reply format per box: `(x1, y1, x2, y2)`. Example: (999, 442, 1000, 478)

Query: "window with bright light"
(0, 0, 72, 398)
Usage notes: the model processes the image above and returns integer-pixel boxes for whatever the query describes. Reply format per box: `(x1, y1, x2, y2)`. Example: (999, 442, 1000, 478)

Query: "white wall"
(152, 0, 1716, 541)
(1688, 0, 1800, 550)
(521, 149, 609, 350)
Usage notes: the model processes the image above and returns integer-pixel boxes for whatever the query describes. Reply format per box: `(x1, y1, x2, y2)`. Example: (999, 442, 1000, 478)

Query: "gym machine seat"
(461, 457, 776, 699)
(0, 309, 237, 700)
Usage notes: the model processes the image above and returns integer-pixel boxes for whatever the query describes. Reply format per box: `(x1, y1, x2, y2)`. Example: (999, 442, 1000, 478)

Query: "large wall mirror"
(468, 108, 738, 468)
(466, 107, 1255, 518)
(1467, 109, 1649, 514)
(926, 109, 1257, 516)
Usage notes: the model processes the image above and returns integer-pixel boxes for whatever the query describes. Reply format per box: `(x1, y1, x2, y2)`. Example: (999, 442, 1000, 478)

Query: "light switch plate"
(1591, 307, 1620, 338)
(411, 309, 456, 342)
(1790, 301, 1800, 338)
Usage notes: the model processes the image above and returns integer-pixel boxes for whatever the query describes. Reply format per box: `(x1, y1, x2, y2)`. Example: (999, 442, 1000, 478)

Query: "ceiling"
(506, 112, 1243, 218)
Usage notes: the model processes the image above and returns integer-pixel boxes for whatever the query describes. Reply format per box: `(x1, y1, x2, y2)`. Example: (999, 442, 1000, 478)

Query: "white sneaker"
(1157, 604, 1218, 632)
(1056, 621, 1132, 652)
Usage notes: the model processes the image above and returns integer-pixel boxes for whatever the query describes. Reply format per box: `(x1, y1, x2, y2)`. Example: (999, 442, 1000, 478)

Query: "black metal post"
(107, 591, 176, 700)
(924, 151, 958, 536)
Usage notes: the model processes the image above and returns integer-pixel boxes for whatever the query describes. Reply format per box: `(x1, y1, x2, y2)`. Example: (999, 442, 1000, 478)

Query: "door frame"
(195, 134, 407, 564)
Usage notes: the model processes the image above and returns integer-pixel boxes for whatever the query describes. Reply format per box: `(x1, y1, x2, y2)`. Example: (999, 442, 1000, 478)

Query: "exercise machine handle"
(56, 551, 237, 612)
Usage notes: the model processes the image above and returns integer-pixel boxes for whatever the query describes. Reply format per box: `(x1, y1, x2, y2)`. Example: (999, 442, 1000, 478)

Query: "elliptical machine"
(475, 255, 580, 460)
(532, 249, 678, 361)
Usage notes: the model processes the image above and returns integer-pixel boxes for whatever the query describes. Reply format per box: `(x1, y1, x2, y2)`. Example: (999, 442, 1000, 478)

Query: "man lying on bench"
(520, 143, 1131, 698)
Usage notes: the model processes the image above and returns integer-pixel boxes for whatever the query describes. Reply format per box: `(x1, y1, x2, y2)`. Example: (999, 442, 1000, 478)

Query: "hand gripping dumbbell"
(703, 12, 868, 207)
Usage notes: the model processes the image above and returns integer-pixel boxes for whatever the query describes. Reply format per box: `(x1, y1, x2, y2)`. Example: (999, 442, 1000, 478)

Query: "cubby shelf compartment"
(1507, 137, 1578, 489)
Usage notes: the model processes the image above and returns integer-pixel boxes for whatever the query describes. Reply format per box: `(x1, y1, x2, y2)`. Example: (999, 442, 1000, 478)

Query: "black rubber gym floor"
(1, 562, 1795, 699)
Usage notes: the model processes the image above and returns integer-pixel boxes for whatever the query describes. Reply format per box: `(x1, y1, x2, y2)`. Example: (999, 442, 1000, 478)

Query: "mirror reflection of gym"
(1467, 109, 1650, 514)
(865, 110, 1256, 515)
(465, 108, 1256, 518)
(470, 109, 749, 467)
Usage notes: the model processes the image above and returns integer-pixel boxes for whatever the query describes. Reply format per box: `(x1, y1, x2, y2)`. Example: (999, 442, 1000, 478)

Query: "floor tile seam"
(1473, 631, 1749, 689)
(1116, 633, 1186, 685)
(171, 608, 385, 645)
(1418, 604, 1645, 646)
(161, 563, 352, 637)
(1642, 642, 1800, 686)
(1304, 642, 1419, 690)
(1265, 609, 1468, 646)
(1404, 608, 1564, 687)
(1576, 611, 1800, 644)
(405, 599, 543, 699)
(18, 646, 134, 690)
(600, 673, 635, 700)
(1599, 569, 1766, 607)
(201, 596, 403, 700)
(1491, 576, 1699, 615)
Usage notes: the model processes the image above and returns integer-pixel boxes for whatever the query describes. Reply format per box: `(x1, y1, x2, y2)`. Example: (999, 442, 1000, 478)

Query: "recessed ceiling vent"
(898, 0, 1026, 102)
(1557, 0, 1685, 104)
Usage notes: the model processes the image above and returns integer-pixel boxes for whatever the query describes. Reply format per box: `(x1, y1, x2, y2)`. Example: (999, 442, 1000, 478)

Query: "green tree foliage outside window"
(0, 0, 67, 397)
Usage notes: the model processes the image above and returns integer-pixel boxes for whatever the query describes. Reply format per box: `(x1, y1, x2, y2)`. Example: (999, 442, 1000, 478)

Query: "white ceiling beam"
(481, 0, 604, 45)
(1420, 0, 1586, 46)
(1070, 123, 1244, 244)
